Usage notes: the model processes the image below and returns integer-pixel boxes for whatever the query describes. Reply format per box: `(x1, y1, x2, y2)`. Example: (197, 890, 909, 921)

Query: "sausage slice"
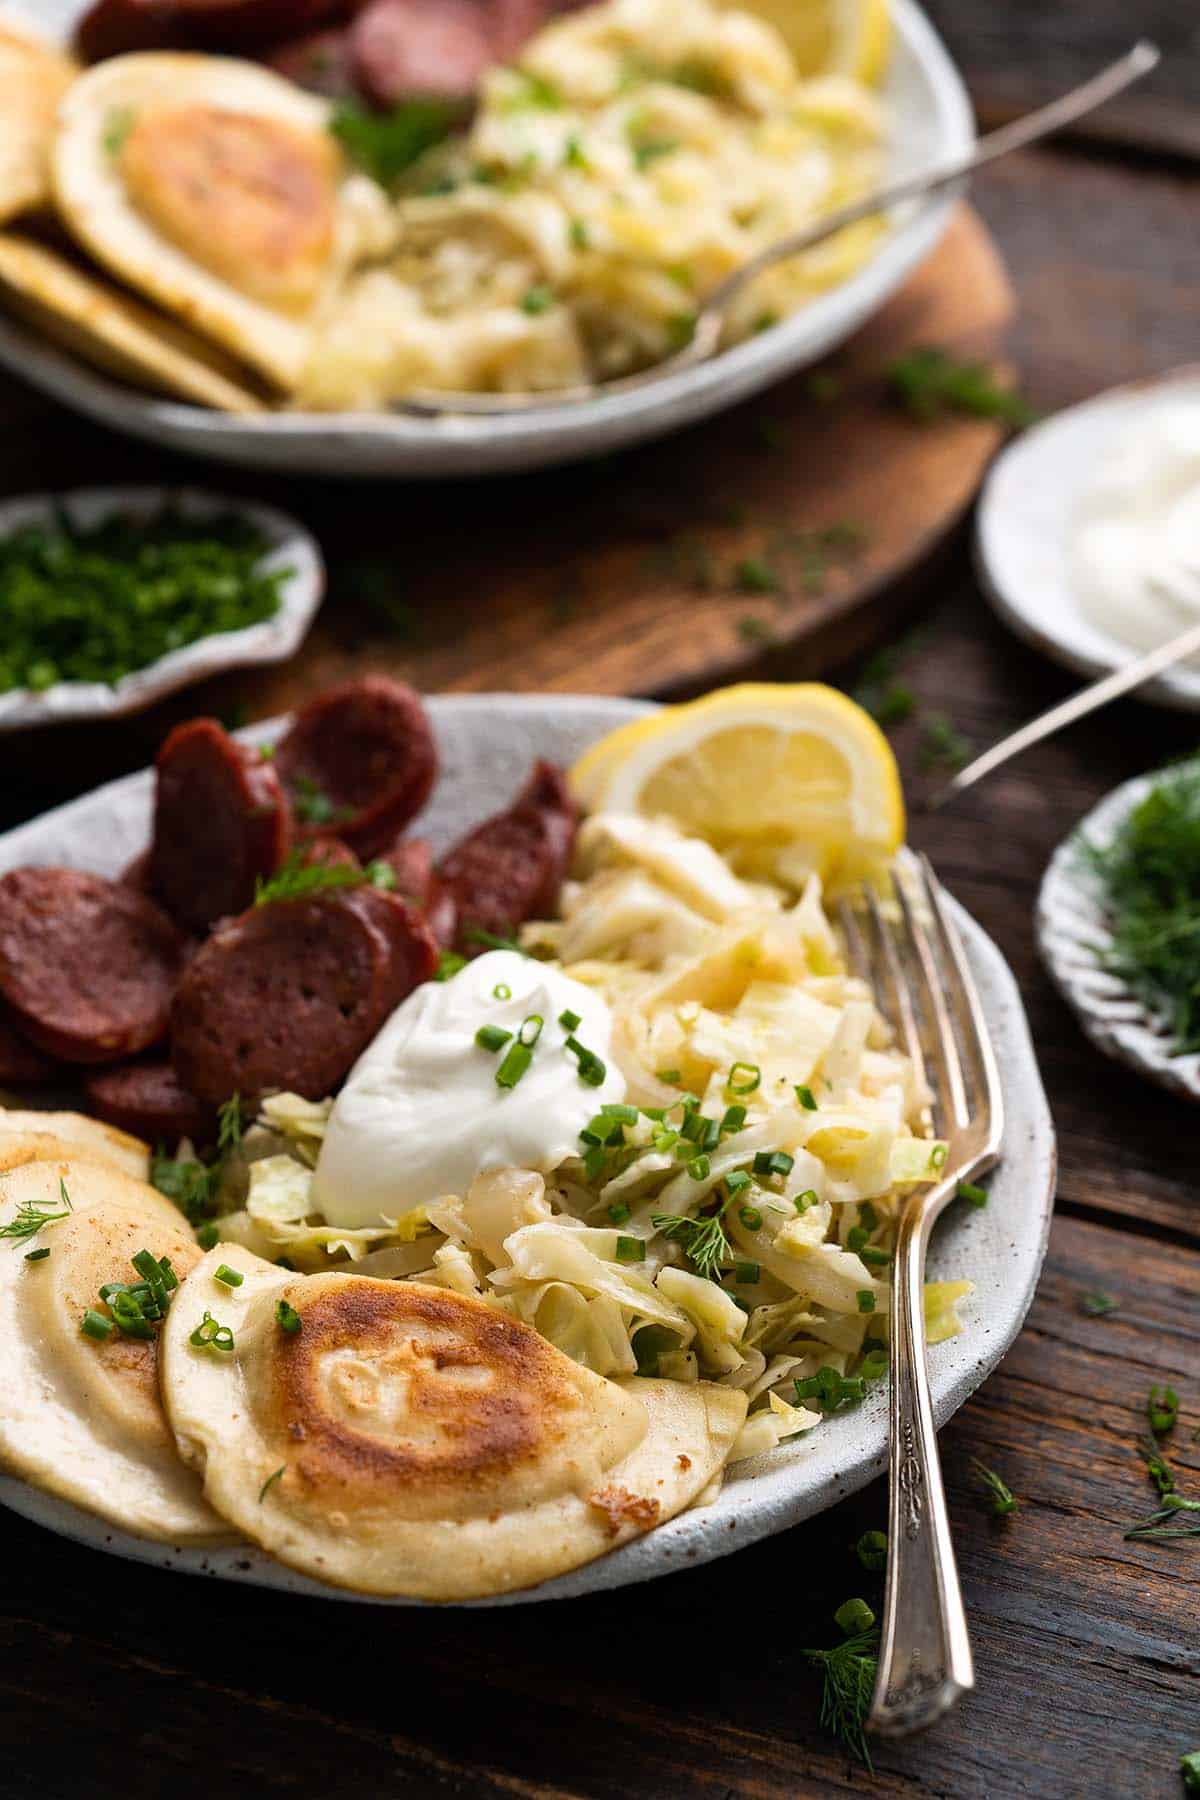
(381, 836, 457, 947)
(0, 1008, 61, 1086)
(171, 884, 435, 1104)
(350, 0, 492, 104)
(84, 1059, 217, 1148)
(150, 718, 290, 935)
(274, 676, 437, 862)
(438, 759, 577, 952)
(0, 869, 188, 1064)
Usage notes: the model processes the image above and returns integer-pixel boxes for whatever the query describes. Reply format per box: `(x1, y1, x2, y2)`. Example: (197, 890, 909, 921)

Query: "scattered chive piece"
(81, 1308, 114, 1341)
(607, 1201, 632, 1224)
(846, 1225, 869, 1253)
(796, 1366, 870, 1414)
(583, 1145, 607, 1182)
(720, 1104, 746, 1134)
(929, 1144, 949, 1171)
(734, 1260, 760, 1285)
(957, 1180, 988, 1208)
(887, 346, 1036, 427)
(615, 1235, 645, 1263)
(276, 1299, 302, 1334)
(733, 556, 777, 594)
(834, 1597, 876, 1637)
(258, 1466, 286, 1503)
(794, 1188, 817, 1213)
(656, 1068, 682, 1085)
(521, 283, 555, 315)
(753, 1150, 794, 1179)
(601, 1103, 638, 1124)
(795, 1084, 817, 1111)
(859, 1348, 888, 1382)
(476, 1023, 513, 1053)
(1182, 1753, 1200, 1793)
(687, 1155, 711, 1181)
(558, 1008, 582, 1031)
(738, 1205, 763, 1231)
(214, 1264, 244, 1289)
(436, 949, 467, 980)
(727, 1061, 761, 1095)
(519, 1013, 544, 1046)
(860, 1246, 891, 1268)
(189, 1310, 235, 1354)
(725, 1170, 753, 1198)
(855, 1529, 888, 1572)
(24, 1247, 49, 1263)
(492, 981, 512, 1000)
(1079, 1289, 1119, 1317)
(856, 1289, 876, 1314)
(1148, 1385, 1180, 1436)
(972, 1459, 1017, 1517)
(196, 1222, 219, 1250)
(564, 1034, 606, 1086)
(495, 1042, 533, 1088)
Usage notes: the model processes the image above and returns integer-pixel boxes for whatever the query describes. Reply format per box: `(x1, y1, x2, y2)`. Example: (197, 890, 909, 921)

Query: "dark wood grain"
(2, 138, 1200, 1799)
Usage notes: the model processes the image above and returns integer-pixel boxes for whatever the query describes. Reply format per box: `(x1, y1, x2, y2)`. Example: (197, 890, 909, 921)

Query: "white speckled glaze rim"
(1037, 756, 1200, 1101)
(3, 0, 972, 478)
(0, 486, 324, 729)
(0, 694, 1056, 1602)
(975, 367, 1200, 713)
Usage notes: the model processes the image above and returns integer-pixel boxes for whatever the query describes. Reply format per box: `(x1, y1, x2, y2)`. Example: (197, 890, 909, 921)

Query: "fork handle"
(869, 1199, 974, 1736)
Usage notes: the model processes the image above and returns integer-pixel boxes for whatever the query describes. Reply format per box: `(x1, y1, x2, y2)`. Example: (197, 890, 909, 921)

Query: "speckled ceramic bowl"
(0, 695, 1057, 1602)
(1037, 757, 1200, 1101)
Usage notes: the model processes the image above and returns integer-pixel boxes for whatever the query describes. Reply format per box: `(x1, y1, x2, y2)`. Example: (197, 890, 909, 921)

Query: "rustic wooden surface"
(2, 133, 1200, 1800)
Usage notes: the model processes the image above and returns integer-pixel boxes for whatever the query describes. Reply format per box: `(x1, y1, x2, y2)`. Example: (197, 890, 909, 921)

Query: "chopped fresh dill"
(0, 1177, 74, 1247)
(652, 1201, 732, 1282)
(1122, 1495, 1200, 1542)
(972, 1458, 1017, 1517)
(887, 346, 1036, 427)
(1079, 1289, 1119, 1317)
(329, 99, 461, 187)
(216, 1093, 242, 1159)
(802, 1619, 879, 1768)
(1139, 1435, 1178, 1501)
(254, 851, 393, 907)
(1082, 762, 1200, 1054)
(292, 775, 352, 827)
(1148, 1384, 1180, 1436)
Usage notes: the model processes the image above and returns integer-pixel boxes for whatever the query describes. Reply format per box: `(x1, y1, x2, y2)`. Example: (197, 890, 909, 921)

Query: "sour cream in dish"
(1072, 383, 1200, 655)
(313, 950, 625, 1228)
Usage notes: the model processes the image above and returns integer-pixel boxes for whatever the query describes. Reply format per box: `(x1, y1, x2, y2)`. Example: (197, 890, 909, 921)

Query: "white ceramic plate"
(1037, 756, 1200, 1101)
(0, 692, 1055, 1601)
(975, 369, 1200, 712)
(4, 0, 971, 479)
(0, 485, 324, 729)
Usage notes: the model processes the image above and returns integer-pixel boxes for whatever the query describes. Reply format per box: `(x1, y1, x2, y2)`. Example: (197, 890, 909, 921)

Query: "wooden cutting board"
(214, 206, 1015, 721)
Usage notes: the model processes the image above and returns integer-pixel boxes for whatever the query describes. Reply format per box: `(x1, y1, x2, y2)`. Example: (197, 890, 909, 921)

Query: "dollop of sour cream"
(313, 950, 625, 1229)
(1072, 388, 1200, 653)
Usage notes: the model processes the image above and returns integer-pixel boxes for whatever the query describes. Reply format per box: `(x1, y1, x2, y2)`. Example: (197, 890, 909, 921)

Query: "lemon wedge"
(727, 0, 892, 84)
(570, 683, 904, 888)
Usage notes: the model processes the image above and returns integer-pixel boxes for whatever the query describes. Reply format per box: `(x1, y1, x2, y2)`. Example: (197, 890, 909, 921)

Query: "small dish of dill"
(1038, 755, 1200, 1100)
(0, 486, 324, 730)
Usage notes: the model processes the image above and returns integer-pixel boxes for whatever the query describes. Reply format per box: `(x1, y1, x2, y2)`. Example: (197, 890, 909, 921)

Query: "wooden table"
(3, 128, 1199, 1800)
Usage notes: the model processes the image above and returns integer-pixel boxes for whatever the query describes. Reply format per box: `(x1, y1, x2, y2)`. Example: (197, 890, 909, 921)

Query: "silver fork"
(838, 850, 1004, 1738)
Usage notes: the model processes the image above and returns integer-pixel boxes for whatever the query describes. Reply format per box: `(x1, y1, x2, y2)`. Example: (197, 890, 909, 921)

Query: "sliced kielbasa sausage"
(0, 1008, 62, 1086)
(382, 835, 458, 947)
(150, 718, 290, 935)
(170, 883, 434, 1104)
(350, 0, 491, 104)
(438, 759, 577, 952)
(76, 0, 348, 61)
(274, 675, 437, 862)
(0, 868, 188, 1065)
(84, 1059, 217, 1148)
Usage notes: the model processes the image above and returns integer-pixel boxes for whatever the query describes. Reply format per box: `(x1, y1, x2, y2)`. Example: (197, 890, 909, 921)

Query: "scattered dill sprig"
(972, 1459, 1017, 1517)
(1139, 1435, 1178, 1500)
(1079, 1289, 1119, 1317)
(0, 1176, 73, 1247)
(254, 851, 395, 907)
(652, 1202, 732, 1281)
(330, 99, 462, 187)
(292, 775, 353, 827)
(150, 1156, 219, 1225)
(802, 1617, 880, 1768)
(1122, 1495, 1200, 1542)
(1082, 762, 1200, 1055)
(887, 346, 1036, 427)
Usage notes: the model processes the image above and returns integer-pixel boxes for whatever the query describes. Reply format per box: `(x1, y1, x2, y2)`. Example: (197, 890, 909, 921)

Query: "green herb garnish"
(1182, 1752, 1200, 1792)
(436, 949, 467, 981)
(1079, 1289, 1119, 1316)
(1148, 1385, 1180, 1436)
(972, 1459, 1017, 1517)
(855, 1529, 887, 1572)
(190, 1310, 235, 1354)
(887, 346, 1036, 427)
(1122, 1495, 1200, 1541)
(259, 1465, 286, 1503)
(652, 1200, 733, 1282)
(253, 851, 393, 907)
(520, 284, 555, 316)
(0, 506, 285, 695)
(733, 557, 778, 595)
(292, 775, 352, 827)
(330, 99, 461, 187)
(802, 1613, 879, 1768)
(276, 1299, 302, 1334)
(0, 1176, 73, 1247)
(919, 712, 972, 773)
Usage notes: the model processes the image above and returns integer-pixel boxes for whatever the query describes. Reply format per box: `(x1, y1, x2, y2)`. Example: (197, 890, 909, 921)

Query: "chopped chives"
(24, 1246, 49, 1263)
(795, 1084, 817, 1110)
(519, 1013, 544, 1046)
(720, 1104, 747, 1134)
(565, 1034, 606, 1085)
(492, 982, 512, 1000)
(855, 1528, 888, 1572)
(859, 1201, 878, 1230)
(856, 1289, 876, 1313)
(860, 1245, 891, 1268)
(753, 1150, 794, 1179)
(476, 1023, 513, 1053)
(214, 1264, 244, 1288)
(558, 1008, 582, 1031)
(653, 1130, 679, 1154)
(957, 1180, 988, 1208)
(196, 1222, 219, 1250)
(601, 1103, 639, 1123)
(275, 1299, 302, 1334)
(725, 1170, 752, 1197)
(795, 1188, 818, 1213)
(687, 1155, 711, 1181)
(859, 1348, 888, 1382)
(80, 1308, 113, 1340)
(738, 1205, 763, 1231)
(929, 1144, 948, 1170)
(583, 1145, 607, 1182)
(834, 1597, 875, 1636)
(846, 1225, 868, 1252)
(607, 1201, 632, 1224)
(727, 1061, 761, 1095)
(615, 1235, 645, 1263)
(656, 1068, 681, 1085)
(734, 1260, 760, 1285)
(496, 1041, 533, 1087)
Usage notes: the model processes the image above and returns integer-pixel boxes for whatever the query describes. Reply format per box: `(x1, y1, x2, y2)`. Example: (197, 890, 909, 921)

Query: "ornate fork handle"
(869, 1196, 974, 1735)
